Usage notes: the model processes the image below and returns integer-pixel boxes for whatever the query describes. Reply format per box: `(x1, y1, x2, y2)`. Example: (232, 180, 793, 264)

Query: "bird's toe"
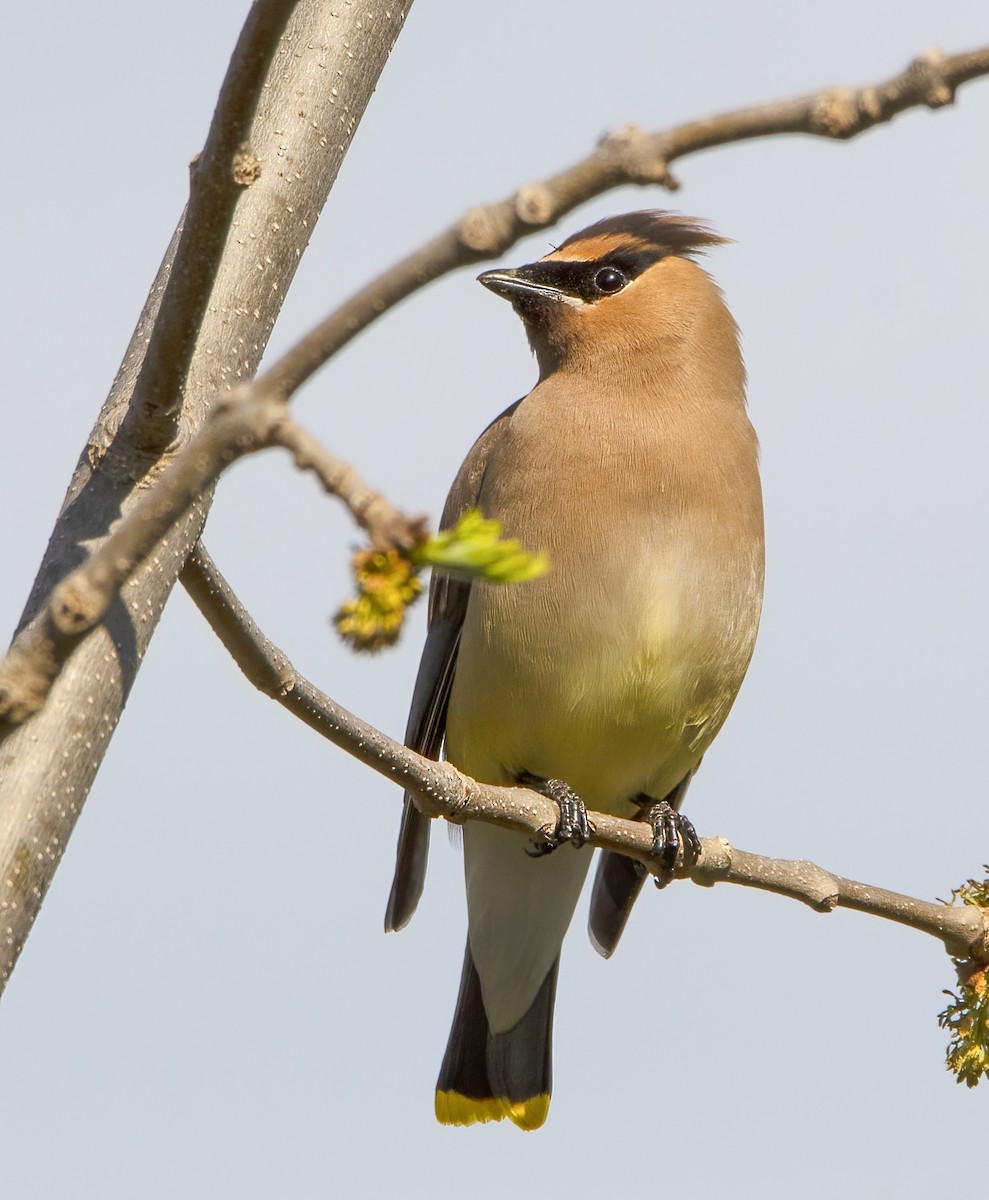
(519, 773, 591, 856)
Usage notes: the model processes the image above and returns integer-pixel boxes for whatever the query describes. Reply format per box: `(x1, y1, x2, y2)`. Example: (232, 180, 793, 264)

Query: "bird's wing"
(384, 400, 522, 932)
(587, 771, 695, 957)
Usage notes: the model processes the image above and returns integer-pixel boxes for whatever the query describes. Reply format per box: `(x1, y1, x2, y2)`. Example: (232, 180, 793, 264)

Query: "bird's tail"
(435, 944, 558, 1131)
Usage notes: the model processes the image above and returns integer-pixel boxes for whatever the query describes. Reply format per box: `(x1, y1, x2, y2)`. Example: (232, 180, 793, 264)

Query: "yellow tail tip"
(435, 1090, 550, 1130)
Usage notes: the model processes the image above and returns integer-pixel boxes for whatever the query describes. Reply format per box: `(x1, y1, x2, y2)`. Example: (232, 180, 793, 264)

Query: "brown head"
(479, 211, 743, 395)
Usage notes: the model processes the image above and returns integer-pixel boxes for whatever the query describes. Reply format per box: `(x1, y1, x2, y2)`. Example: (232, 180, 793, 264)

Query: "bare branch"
(0, 0, 413, 996)
(274, 422, 427, 551)
(686, 840, 989, 960)
(180, 542, 453, 796)
(0, 399, 422, 731)
(124, 0, 297, 452)
(182, 545, 989, 965)
(260, 45, 989, 398)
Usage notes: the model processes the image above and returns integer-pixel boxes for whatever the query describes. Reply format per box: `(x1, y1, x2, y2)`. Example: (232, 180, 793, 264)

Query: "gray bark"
(0, 0, 412, 994)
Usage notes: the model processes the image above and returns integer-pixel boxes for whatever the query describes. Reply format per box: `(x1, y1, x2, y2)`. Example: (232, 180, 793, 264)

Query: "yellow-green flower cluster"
(938, 869, 989, 1087)
(335, 549, 423, 652)
(335, 510, 550, 652)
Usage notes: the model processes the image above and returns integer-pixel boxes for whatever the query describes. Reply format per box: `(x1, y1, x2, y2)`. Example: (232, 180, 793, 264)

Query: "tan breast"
(445, 371, 764, 815)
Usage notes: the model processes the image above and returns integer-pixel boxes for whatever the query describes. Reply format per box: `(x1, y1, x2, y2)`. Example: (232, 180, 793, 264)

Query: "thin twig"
(0, 403, 419, 731)
(181, 544, 989, 964)
(273, 422, 427, 550)
(260, 45, 989, 399)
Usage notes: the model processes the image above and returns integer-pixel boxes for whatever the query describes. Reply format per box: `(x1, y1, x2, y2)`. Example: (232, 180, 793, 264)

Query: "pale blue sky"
(2, 3, 989, 1197)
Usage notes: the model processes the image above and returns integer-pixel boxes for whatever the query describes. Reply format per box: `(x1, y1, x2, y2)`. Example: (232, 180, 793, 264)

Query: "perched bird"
(385, 211, 764, 1129)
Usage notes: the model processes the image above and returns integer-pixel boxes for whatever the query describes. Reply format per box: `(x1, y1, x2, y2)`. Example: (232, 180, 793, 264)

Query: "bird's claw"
(520, 774, 591, 857)
(641, 799, 700, 888)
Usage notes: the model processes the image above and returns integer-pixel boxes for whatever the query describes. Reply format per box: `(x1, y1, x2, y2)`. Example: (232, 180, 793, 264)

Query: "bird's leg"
(637, 798, 701, 888)
(518, 772, 591, 857)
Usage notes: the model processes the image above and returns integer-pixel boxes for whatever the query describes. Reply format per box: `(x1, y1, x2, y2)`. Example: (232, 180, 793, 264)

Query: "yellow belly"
(445, 552, 754, 815)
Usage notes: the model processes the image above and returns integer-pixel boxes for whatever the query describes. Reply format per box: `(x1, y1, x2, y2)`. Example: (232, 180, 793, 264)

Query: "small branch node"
(365, 511, 428, 554)
(910, 48, 955, 108)
(857, 87, 884, 121)
(597, 121, 642, 150)
(790, 861, 841, 909)
(599, 123, 677, 188)
(514, 185, 555, 227)
(457, 206, 514, 255)
(964, 914, 989, 964)
(232, 142, 263, 186)
(810, 87, 863, 137)
(255, 665, 296, 699)
(419, 763, 469, 821)
(694, 836, 732, 882)
(50, 576, 105, 636)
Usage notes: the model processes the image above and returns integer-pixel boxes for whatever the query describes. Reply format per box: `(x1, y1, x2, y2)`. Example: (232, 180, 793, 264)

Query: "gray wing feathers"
(587, 772, 695, 957)
(384, 401, 521, 932)
(384, 601, 464, 932)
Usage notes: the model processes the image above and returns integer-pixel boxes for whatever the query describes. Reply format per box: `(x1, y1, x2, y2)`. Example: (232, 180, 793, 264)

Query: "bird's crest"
(552, 210, 727, 263)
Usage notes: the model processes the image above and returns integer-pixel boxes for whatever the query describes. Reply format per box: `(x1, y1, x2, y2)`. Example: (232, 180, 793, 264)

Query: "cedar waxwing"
(386, 211, 764, 1129)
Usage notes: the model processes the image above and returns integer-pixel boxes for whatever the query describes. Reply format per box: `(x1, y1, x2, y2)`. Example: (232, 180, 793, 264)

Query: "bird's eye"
(593, 267, 627, 295)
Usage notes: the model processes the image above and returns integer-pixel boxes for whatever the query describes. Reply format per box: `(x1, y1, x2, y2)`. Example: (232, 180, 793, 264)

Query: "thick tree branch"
(261, 45, 989, 398)
(124, 0, 296, 452)
(182, 545, 989, 965)
(0, 0, 412, 995)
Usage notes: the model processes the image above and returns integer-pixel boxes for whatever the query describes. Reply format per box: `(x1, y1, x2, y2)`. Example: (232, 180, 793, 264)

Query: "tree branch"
(0, 400, 422, 730)
(0, 0, 413, 996)
(276, 421, 427, 551)
(260, 45, 989, 398)
(181, 544, 989, 965)
(123, 0, 297, 452)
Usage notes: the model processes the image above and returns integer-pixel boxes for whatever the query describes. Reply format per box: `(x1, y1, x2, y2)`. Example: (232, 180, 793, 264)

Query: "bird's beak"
(478, 267, 566, 304)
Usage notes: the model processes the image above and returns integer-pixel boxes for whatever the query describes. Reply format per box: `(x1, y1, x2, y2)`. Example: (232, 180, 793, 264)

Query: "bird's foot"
(518, 773, 591, 857)
(640, 799, 701, 888)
